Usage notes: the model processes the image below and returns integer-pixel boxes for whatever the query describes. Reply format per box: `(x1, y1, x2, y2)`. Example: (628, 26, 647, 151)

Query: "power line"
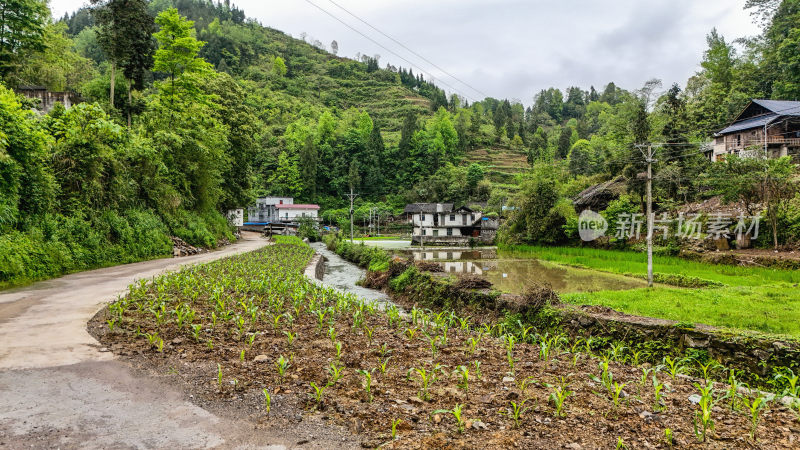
(325, 0, 490, 100)
(301, 0, 478, 103)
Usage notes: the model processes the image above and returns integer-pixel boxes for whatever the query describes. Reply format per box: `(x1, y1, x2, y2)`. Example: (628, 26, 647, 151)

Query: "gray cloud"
(50, 0, 759, 104)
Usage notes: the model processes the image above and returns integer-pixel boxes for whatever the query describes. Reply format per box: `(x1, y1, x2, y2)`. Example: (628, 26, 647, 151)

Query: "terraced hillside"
(465, 146, 529, 192)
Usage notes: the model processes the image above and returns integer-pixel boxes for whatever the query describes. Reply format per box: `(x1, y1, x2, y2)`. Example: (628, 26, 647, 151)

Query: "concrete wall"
(277, 209, 319, 221)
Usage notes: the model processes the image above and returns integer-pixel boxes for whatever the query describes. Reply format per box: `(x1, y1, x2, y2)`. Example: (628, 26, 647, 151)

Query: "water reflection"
(403, 248, 645, 294)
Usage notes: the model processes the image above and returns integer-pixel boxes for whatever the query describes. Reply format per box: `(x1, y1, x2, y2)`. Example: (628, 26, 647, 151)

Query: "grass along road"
(501, 245, 800, 337)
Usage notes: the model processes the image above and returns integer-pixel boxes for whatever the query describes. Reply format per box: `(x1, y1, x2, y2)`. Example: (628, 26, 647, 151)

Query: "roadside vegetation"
(93, 239, 800, 448)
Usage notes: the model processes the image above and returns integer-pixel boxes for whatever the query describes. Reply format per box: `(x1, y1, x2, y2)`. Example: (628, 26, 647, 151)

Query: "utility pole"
(639, 144, 657, 288)
(346, 188, 358, 244)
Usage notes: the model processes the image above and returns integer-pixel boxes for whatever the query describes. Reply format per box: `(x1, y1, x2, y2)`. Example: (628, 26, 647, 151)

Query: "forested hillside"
(1, 0, 799, 287)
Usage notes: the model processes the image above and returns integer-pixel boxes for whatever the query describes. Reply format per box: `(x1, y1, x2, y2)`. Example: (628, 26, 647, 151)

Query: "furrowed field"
(92, 239, 800, 448)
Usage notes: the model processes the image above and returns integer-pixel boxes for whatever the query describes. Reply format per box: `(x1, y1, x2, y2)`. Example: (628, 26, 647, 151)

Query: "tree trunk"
(110, 62, 116, 109)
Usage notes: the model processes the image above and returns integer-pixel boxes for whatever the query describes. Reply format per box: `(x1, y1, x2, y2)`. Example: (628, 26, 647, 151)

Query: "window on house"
(470, 214, 475, 221)
(422, 229, 426, 236)
(449, 214, 455, 221)
(420, 214, 426, 221)
(433, 229, 439, 237)
(447, 228, 453, 236)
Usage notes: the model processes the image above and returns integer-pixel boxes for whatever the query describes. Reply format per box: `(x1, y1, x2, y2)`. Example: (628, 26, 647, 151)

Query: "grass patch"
(502, 245, 800, 337)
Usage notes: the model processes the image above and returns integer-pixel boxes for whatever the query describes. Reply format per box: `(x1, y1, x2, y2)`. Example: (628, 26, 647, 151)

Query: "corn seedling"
(391, 418, 402, 439)
(652, 376, 666, 412)
(106, 318, 116, 331)
(432, 404, 467, 433)
(309, 382, 327, 407)
(276, 355, 290, 383)
(663, 356, 685, 380)
(516, 376, 537, 398)
(365, 326, 374, 346)
(414, 368, 432, 400)
(326, 362, 343, 385)
(379, 358, 391, 375)
(190, 324, 202, 341)
(358, 369, 375, 402)
(284, 330, 296, 348)
(743, 395, 769, 440)
(692, 381, 715, 442)
(664, 428, 673, 448)
(262, 389, 271, 414)
(377, 343, 392, 358)
(722, 370, 745, 411)
(240, 349, 245, 361)
(328, 326, 337, 344)
(473, 361, 482, 380)
(467, 336, 481, 355)
(503, 399, 531, 428)
(456, 365, 469, 394)
(612, 382, 626, 409)
(549, 381, 573, 417)
(156, 337, 164, 352)
(776, 369, 800, 399)
(616, 437, 627, 449)
(404, 327, 418, 340)
(217, 363, 223, 388)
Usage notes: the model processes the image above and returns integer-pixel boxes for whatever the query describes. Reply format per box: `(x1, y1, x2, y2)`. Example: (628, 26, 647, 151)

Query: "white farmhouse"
(275, 204, 320, 222)
(404, 203, 497, 245)
(248, 197, 293, 223)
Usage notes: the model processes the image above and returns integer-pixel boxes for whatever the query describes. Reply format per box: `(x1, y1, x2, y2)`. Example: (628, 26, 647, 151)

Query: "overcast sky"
(50, 0, 761, 104)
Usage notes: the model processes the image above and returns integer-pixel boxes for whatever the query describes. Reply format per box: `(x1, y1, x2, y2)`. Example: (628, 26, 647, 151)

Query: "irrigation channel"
(346, 240, 647, 294)
(309, 242, 394, 308)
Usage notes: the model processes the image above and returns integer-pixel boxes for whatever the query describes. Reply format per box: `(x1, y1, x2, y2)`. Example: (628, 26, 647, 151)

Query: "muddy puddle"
(400, 247, 646, 294)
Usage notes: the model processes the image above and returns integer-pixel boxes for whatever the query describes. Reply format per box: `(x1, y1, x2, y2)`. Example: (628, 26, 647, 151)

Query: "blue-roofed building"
(711, 99, 800, 161)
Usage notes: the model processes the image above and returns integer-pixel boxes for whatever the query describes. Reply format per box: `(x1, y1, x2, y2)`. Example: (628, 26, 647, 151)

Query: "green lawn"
(501, 245, 800, 338)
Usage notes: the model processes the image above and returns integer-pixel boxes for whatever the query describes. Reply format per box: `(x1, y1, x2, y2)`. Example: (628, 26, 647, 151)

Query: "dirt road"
(0, 233, 358, 449)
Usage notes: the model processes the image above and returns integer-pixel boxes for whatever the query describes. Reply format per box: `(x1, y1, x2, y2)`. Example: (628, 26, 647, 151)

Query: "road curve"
(0, 232, 358, 449)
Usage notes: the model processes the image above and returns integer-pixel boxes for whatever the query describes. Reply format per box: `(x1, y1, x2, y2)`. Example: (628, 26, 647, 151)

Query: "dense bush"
(323, 233, 391, 271)
(0, 209, 174, 288)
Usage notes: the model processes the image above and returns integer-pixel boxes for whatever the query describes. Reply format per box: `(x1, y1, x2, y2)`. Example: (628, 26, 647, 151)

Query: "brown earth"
(89, 269, 800, 449)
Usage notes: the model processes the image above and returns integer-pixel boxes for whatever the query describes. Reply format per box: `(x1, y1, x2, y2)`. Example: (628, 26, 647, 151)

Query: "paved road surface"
(0, 233, 357, 449)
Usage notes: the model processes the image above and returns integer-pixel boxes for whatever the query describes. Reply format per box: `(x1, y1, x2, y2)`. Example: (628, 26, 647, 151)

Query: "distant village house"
(247, 197, 319, 223)
(404, 203, 498, 245)
(711, 99, 800, 162)
(15, 86, 82, 113)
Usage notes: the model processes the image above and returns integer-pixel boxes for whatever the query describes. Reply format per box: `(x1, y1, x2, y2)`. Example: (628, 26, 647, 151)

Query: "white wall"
(278, 209, 319, 221)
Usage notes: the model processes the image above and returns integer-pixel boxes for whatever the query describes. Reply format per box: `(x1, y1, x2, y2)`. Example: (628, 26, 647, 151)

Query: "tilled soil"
(89, 246, 800, 449)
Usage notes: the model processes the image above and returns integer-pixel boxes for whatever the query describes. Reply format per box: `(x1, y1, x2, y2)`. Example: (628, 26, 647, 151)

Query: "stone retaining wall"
(304, 253, 325, 280)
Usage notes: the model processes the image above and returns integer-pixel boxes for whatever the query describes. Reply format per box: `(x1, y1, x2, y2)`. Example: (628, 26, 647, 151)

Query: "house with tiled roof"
(711, 99, 800, 161)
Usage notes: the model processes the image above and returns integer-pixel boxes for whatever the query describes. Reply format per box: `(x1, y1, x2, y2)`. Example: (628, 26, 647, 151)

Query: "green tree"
(12, 22, 96, 91)
(557, 126, 572, 159)
(268, 151, 301, 197)
(0, 0, 47, 78)
(91, 0, 155, 113)
(363, 123, 385, 196)
(299, 135, 318, 200)
(466, 163, 485, 194)
(152, 8, 213, 112)
(0, 82, 54, 227)
(273, 56, 287, 77)
(568, 139, 593, 176)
